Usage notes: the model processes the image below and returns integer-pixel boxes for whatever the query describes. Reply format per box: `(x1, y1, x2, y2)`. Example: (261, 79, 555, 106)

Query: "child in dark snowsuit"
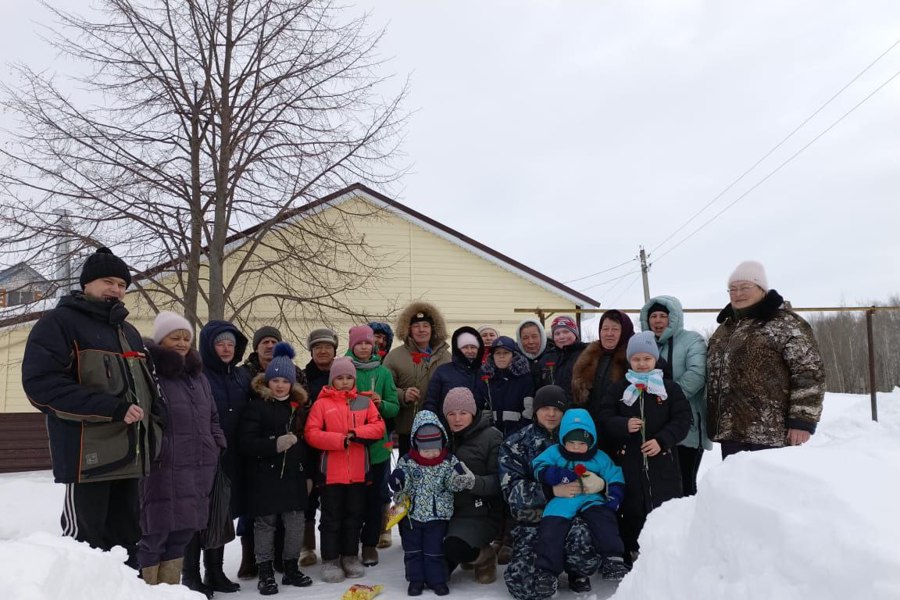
(389, 410, 476, 597)
(599, 330, 692, 562)
(531, 408, 629, 596)
(241, 342, 312, 595)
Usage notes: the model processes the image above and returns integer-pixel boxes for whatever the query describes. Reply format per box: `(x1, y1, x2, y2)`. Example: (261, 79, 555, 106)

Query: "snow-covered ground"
(1, 391, 898, 599)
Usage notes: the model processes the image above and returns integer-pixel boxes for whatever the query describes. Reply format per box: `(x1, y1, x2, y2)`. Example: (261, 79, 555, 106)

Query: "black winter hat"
(79, 247, 132, 289)
(563, 428, 594, 447)
(647, 302, 669, 316)
(252, 326, 283, 350)
(533, 385, 567, 412)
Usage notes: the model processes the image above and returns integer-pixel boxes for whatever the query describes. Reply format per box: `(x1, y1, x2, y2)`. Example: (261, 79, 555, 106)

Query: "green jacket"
(346, 350, 399, 464)
(641, 295, 712, 451)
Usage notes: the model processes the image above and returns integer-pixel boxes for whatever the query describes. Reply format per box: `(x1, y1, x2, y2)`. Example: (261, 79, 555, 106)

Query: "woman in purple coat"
(139, 312, 225, 591)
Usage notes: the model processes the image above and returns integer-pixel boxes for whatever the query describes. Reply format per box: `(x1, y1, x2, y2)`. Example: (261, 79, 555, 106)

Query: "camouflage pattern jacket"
(499, 421, 599, 599)
(707, 290, 825, 447)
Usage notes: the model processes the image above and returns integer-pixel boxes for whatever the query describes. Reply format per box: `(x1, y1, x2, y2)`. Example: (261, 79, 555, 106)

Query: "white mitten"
(276, 433, 297, 453)
(581, 471, 606, 494)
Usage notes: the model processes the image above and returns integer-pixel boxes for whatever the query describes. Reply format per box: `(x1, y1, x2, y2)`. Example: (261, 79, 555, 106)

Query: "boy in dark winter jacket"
(389, 410, 476, 597)
(304, 357, 386, 584)
(531, 408, 629, 596)
(241, 342, 313, 595)
(599, 331, 692, 562)
(476, 336, 534, 438)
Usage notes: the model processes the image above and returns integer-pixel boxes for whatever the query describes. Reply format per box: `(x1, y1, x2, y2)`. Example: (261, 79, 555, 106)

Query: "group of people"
(22, 248, 826, 599)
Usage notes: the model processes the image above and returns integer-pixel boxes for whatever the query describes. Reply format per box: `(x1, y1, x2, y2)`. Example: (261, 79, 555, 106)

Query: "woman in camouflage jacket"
(707, 261, 826, 458)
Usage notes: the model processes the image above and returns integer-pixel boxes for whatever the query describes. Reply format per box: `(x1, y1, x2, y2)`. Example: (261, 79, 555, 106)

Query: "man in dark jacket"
(198, 320, 251, 593)
(22, 247, 162, 568)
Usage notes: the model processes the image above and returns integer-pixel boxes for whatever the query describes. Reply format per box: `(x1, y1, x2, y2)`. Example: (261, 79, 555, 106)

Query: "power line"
(608, 272, 643, 307)
(580, 268, 642, 293)
(565, 257, 637, 284)
(650, 35, 900, 257)
(652, 65, 900, 266)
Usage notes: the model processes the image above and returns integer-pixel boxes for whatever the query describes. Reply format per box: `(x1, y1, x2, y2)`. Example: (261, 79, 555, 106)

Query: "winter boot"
(471, 545, 497, 584)
(600, 556, 631, 581)
(407, 581, 424, 596)
(158, 558, 184, 586)
(361, 546, 379, 567)
(299, 521, 318, 567)
(203, 546, 240, 593)
(569, 573, 592, 593)
(376, 504, 393, 549)
(281, 557, 313, 587)
(256, 561, 278, 596)
(238, 534, 258, 580)
(141, 564, 160, 586)
(533, 569, 558, 599)
(431, 582, 450, 596)
(321, 558, 346, 583)
(341, 555, 365, 578)
(182, 536, 214, 598)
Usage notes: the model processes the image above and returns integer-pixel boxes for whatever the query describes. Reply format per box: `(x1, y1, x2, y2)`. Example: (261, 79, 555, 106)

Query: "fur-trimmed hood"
(146, 339, 203, 378)
(570, 340, 629, 405)
(250, 373, 309, 405)
(394, 301, 448, 347)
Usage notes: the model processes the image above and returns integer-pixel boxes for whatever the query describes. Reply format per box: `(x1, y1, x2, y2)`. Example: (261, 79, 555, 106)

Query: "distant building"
(0, 263, 53, 308)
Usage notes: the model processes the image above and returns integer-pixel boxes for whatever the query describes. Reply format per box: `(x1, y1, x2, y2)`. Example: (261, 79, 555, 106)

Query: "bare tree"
(0, 0, 407, 331)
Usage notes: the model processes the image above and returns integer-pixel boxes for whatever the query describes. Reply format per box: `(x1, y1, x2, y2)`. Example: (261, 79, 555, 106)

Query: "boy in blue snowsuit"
(389, 410, 475, 597)
(531, 408, 629, 595)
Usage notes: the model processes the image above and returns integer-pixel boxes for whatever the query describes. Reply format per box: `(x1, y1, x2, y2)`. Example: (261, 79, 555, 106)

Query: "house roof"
(0, 263, 49, 285)
(0, 183, 599, 328)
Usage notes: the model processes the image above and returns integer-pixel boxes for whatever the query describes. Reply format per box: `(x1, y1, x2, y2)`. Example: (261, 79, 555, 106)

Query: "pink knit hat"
(329, 357, 357, 385)
(348, 325, 375, 350)
(442, 387, 477, 417)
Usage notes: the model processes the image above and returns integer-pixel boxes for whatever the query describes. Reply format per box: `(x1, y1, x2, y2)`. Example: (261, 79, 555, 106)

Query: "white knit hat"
(728, 260, 769, 291)
(153, 311, 193, 343)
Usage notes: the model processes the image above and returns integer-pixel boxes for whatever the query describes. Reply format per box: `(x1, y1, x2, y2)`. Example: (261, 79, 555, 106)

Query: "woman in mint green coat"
(640, 295, 711, 496)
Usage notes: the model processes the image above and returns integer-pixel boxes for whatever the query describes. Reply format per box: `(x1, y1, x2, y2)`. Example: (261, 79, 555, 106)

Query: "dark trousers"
(399, 518, 448, 586)
(536, 507, 624, 575)
(721, 441, 777, 459)
(62, 479, 140, 555)
(398, 433, 412, 458)
(255, 512, 303, 562)
(444, 535, 479, 572)
(138, 528, 194, 568)
(319, 483, 366, 560)
(360, 460, 390, 547)
(678, 446, 704, 496)
(304, 448, 321, 522)
(619, 511, 645, 556)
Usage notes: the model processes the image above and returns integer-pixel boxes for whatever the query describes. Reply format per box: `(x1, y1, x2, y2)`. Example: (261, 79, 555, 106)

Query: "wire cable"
(650, 35, 900, 257)
(580, 268, 642, 293)
(652, 65, 900, 266)
(565, 257, 637, 284)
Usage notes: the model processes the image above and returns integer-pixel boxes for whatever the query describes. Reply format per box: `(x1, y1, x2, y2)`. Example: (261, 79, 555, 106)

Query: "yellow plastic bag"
(342, 583, 384, 600)
(385, 496, 410, 529)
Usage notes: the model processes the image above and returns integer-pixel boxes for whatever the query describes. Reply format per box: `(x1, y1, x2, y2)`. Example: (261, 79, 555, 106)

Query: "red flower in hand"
(545, 361, 556, 368)
(574, 464, 587, 477)
(290, 401, 300, 410)
(481, 375, 490, 382)
(378, 350, 386, 358)
(635, 383, 647, 392)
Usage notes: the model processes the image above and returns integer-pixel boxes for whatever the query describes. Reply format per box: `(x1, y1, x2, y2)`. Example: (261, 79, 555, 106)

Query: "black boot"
(257, 561, 279, 596)
(182, 535, 214, 598)
(281, 557, 313, 587)
(203, 546, 240, 593)
(237, 534, 258, 580)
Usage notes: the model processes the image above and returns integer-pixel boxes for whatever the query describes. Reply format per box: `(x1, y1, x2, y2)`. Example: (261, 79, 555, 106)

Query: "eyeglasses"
(727, 285, 758, 295)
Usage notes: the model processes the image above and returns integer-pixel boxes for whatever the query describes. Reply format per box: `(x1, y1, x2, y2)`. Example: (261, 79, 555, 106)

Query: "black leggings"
(677, 446, 704, 496)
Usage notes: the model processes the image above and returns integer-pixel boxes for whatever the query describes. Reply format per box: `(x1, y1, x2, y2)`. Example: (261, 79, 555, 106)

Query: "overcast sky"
(2, 1, 899, 334)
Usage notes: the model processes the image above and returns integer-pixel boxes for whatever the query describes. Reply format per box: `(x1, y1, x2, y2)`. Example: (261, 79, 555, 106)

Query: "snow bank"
(614, 390, 900, 600)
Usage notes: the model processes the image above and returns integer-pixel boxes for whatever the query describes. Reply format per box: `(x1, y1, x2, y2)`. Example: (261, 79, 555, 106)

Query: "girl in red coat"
(305, 357, 385, 583)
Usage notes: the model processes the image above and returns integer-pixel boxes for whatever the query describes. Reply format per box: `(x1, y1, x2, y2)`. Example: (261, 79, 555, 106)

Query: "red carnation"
(290, 401, 300, 410)
(574, 464, 587, 477)
(378, 350, 386, 358)
(546, 361, 556, 368)
(481, 375, 490, 382)
(635, 383, 646, 392)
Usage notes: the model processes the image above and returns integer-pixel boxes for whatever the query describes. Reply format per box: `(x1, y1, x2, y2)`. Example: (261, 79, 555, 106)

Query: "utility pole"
(639, 246, 650, 303)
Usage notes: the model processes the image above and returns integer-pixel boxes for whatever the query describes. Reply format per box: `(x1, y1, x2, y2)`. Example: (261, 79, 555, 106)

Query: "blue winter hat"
(626, 330, 660, 361)
(265, 342, 297, 384)
(491, 336, 518, 353)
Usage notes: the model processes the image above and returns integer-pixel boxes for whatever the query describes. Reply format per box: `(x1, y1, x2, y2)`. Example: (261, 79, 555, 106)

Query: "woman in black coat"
(598, 331, 691, 562)
(441, 387, 503, 585)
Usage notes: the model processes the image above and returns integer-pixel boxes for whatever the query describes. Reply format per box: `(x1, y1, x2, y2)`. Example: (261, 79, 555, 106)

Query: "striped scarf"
(620, 369, 666, 407)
